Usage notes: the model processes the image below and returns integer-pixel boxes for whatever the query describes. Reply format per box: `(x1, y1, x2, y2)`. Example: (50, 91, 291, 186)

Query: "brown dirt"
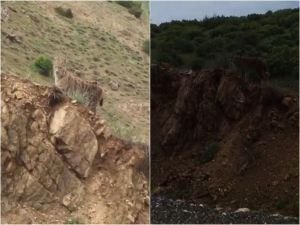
(1, 73, 149, 224)
(151, 64, 299, 217)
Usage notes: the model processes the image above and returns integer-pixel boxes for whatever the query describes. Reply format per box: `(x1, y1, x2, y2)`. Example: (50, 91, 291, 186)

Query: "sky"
(151, 1, 299, 24)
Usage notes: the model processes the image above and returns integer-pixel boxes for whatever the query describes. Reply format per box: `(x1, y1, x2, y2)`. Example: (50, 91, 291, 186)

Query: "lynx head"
(53, 56, 66, 81)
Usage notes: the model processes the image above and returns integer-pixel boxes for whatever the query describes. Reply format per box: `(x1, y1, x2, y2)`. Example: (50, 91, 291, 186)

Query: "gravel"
(151, 196, 299, 224)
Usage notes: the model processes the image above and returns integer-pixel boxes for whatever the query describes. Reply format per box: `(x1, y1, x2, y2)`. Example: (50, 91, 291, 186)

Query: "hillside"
(1, 1, 150, 143)
(151, 8, 299, 89)
(1, 74, 149, 224)
(151, 64, 299, 221)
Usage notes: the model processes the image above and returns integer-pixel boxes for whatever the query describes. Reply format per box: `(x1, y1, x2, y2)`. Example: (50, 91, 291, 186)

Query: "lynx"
(53, 57, 104, 112)
(233, 56, 269, 82)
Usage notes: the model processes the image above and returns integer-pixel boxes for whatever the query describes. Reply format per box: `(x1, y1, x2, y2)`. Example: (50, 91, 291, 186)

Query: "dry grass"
(1, 1, 149, 143)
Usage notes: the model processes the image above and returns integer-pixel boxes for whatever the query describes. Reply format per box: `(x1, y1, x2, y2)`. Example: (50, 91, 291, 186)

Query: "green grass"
(65, 217, 80, 224)
(68, 89, 90, 105)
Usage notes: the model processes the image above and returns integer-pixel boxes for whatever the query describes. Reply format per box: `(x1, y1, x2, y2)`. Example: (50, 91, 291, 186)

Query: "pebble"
(235, 208, 250, 213)
(151, 196, 299, 224)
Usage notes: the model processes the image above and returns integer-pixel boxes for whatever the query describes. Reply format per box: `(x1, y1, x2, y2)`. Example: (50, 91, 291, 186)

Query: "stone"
(50, 105, 98, 178)
(235, 208, 250, 213)
(281, 96, 293, 108)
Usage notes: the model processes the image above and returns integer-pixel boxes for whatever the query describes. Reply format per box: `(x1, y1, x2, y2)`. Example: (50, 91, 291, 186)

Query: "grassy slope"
(1, 1, 149, 143)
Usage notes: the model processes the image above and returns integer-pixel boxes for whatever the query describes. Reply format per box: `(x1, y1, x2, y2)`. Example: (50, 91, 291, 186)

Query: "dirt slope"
(1, 74, 149, 224)
(1, 1, 149, 143)
(151, 64, 299, 217)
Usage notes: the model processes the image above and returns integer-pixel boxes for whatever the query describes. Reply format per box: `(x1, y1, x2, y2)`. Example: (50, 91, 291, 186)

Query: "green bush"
(201, 142, 220, 163)
(143, 40, 150, 54)
(55, 7, 73, 18)
(34, 56, 53, 76)
(128, 6, 142, 18)
(151, 8, 299, 88)
(116, 1, 142, 18)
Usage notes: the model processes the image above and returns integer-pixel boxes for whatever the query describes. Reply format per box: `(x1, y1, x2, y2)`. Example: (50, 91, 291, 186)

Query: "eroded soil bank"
(1, 74, 149, 224)
(151, 64, 299, 218)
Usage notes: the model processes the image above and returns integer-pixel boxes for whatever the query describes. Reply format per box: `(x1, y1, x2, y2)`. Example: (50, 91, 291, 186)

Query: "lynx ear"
(54, 56, 65, 65)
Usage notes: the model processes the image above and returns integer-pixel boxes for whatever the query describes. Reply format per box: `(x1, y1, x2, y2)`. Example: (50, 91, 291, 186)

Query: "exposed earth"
(151, 63, 299, 222)
(1, 74, 149, 224)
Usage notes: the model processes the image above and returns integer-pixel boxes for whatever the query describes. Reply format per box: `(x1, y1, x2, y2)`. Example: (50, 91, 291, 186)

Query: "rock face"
(1, 74, 149, 223)
(1, 75, 85, 212)
(50, 105, 98, 178)
(151, 64, 299, 217)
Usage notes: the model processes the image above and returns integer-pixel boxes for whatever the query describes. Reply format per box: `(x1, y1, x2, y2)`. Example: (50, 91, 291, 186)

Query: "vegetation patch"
(116, 1, 143, 18)
(200, 142, 220, 163)
(33, 56, 53, 76)
(55, 6, 73, 18)
(151, 8, 299, 87)
(65, 217, 81, 224)
(68, 89, 90, 106)
(143, 39, 150, 54)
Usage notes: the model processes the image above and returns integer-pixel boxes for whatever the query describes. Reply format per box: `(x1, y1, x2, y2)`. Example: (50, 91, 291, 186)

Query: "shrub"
(55, 7, 73, 18)
(128, 6, 142, 18)
(116, 1, 142, 18)
(34, 56, 53, 76)
(143, 40, 150, 54)
(200, 142, 220, 163)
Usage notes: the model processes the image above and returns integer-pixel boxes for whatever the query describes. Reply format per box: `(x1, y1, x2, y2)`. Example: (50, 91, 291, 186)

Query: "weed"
(143, 39, 149, 55)
(109, 120, 135, 141)
(55, 7, 73, 18)
(68, 89, 89, 106)
(65, 217, 80, 224)
(93, 57, 100, 62)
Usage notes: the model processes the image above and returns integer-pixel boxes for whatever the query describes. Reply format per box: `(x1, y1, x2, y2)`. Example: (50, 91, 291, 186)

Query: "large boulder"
(1, 97, 84, 212)
(1, 74, 149, 223)
(49, 105, 98, 178)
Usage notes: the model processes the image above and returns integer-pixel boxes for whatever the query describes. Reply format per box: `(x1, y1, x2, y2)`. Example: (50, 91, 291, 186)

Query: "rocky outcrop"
(1, 74, 149, 223)
(1, 76, 84, 212)
(151, 64, 299, 217)
(49, 105, 98, 178)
